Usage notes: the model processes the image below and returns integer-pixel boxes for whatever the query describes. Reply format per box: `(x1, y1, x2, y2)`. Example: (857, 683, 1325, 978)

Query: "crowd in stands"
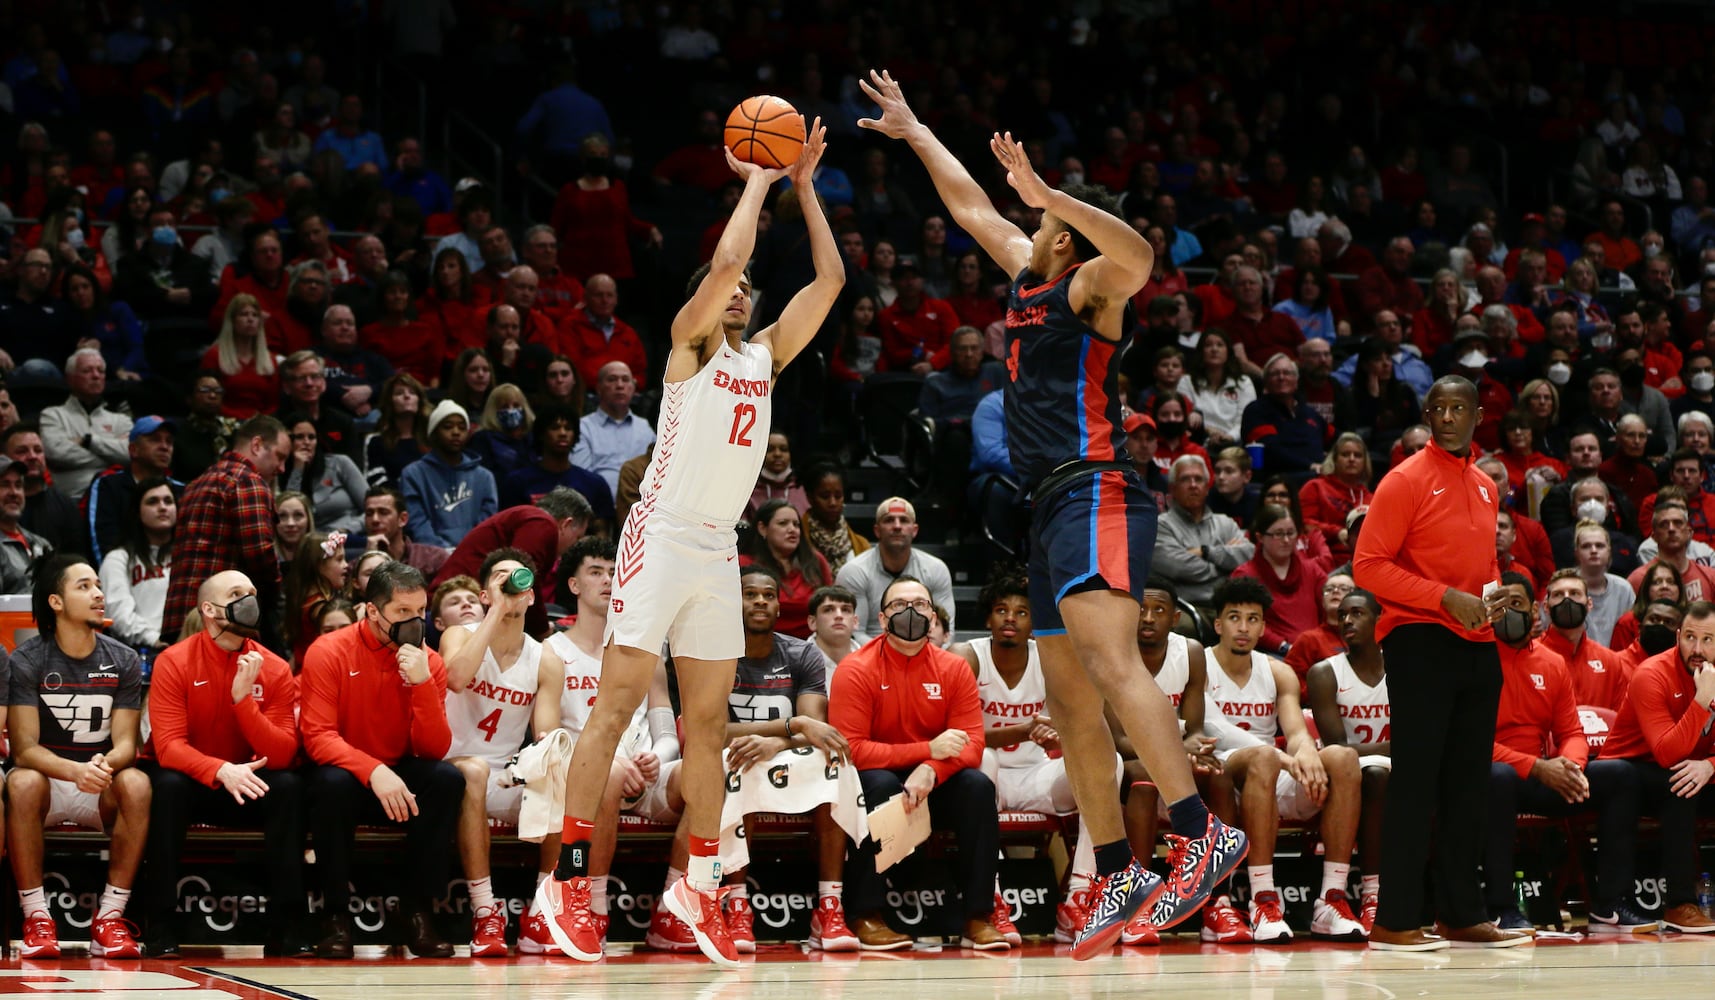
(1, 0, 1714, 960)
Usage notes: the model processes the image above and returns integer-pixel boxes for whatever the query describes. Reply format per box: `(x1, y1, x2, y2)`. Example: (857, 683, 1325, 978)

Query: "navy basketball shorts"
(1027, 469, 1158, 634)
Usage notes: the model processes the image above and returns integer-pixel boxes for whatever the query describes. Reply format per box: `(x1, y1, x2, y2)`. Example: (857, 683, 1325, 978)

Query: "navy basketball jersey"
(1003, 263, 1128, 487)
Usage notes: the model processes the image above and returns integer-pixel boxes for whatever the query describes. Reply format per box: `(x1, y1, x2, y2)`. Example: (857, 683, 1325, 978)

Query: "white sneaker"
(1249, 890, 1294, 943)
(1311, 889, 1367, 940)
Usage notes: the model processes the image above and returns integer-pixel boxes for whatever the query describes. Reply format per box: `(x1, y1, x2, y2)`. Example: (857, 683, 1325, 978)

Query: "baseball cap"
(1123, 413, 1157, 435)
(875, 497, 917, 521)
(1453, 325, 1488, 345)
(1521, 212, 1546, 224)
(130, 415, 175, 441)
(454, 177, 484, 194)
(893, 255, 922, 276)
(0, 456, 17, 479)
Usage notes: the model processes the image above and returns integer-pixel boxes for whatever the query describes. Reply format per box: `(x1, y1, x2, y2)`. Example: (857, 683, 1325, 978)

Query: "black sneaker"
(1492, 908, 1534, 932)
(1588, 903, 1660, 934)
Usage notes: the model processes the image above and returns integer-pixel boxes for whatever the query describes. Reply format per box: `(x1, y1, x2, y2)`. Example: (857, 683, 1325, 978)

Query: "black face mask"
(1494, 607, 1532, 645)
(213, 593, 262, 638)
(583, 157, 613, 177)
(1620, 365, 1646, 389)
(1548, 598, 1588, 630)
(1640, 623, 1678, 655)
(1156, 420, 1186, 440)
(380, 612, 426, 649)
(885, 605, 931, 643)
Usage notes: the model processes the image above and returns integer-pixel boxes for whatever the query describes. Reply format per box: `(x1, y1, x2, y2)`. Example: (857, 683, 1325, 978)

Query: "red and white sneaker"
(661, 877, 740, 968)
(517, 907, 563, 956)
(1358, 892, 1379, 936)
(1311, 889, 1367, 941)
(1121, 907, 1161, 947)
(1054, 887, 1092, 944)
(20, 915, 58, 958)
(723, 894, 756, 954)
(470, 906, 509, 957)
(646, 904, 701, 952)
(90, 917, 142, 959)
(808, 896, 860, 952)
(991, 892, 1023, 947)
(1199, 895, 1253, 944)
(1250, 890, 1293, 943)
(533, 875, 603, 962)
(593, 913, 609, 944)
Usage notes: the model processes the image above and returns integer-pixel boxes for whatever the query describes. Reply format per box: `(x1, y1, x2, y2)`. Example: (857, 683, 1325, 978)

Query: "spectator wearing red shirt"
(1470, 267, 1545, 344)
(1640, 301, 1686, 398)
(520, 224, 584, 326)
(1473, 455, 1556, 589)
(1085, 127, 1139, 193)
(1246, 152, 1299, 219)
(559, 274, 650, 390)
(1493, 413, 1567, 495)
(1484, 574, 1649, 933)
(1599, 415, 1659, 516)
(1223, 265, 1305, 365)
(878, 260, 960, 373)
(301, 561, 461, 959)
(203, 294, 281, 420)
(1298, 434, 1373, 563)
(1539, 570, 1634, 711)
(140, 570, 305, 955)
(1629, 501, 1715, 604)
(1590, 199, 1642, 274)
(828, 577, 1002, 950)
(549, 134, 661, 282)
(360, 273, 441, 387)
(1194, 253, 1241, 330)
(1600, 604, 1715, 933)
(1639, 452, 1715, 546)
(211, 226, 289, 332)
(946, 251, 1003, 330)
(1285, 571, 1353, 691)
(419, 247, 486, 360)
(1231, 504, 1329, 656)
(466, 226, 518, 304)
(1355, 238, 1425, 333)
(651, 110, 732, 195)
(739, 501, 833, 640)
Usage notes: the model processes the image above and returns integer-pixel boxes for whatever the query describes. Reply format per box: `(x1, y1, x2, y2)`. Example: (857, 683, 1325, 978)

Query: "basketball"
(725, 96, 806, 169)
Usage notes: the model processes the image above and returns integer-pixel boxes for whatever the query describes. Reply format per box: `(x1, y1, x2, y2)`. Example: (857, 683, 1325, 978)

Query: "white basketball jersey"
(1155, 633, 1191, 708)
(1206, 649, 1280, 740)
(444, 624, 542, 766)
(640, 340, 774, 522)
(545, 631, 648, 754)
(971, 636, 1047, 767)
(1327, 652, 1392, 747)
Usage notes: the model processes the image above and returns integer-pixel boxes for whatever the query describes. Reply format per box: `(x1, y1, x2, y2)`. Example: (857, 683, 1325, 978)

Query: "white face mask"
(1063, 171, 1085, 186)
(1592, 332, 1615, 351)
(1693, 371, 1715, 394)
(65, 228, 85, 249)
(1458, 349, 1488, 369)
(1576, 499, 1608, 523)
(1547, 362, 1572, 386)
(1644, 243, 1663, 258)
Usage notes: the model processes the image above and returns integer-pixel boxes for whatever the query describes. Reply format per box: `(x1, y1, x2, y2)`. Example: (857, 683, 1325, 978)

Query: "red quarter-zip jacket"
(1602, 649, 1715, 765)
(1493, 638, 1588, 778)
(828, 634, 984, 784)
(142, 630, 300, 787)
(1353, 442, 1501, 642)
(300, 621, 451, 785)
(1540, 629, 1632, 711)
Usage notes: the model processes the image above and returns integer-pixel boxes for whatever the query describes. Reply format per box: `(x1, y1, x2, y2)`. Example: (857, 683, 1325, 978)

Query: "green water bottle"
(502, 567, 535, 595)
(1514, 869, 1528, 920)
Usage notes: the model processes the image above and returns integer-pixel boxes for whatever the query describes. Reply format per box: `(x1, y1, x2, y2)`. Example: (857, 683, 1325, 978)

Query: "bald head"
(506, 265, 540, 311)
(585, 273, 617, 320)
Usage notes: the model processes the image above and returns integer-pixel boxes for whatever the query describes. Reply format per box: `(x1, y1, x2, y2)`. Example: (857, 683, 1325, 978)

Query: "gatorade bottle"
(502, 567, 535, 595)
(1698, 872, 1714, 918)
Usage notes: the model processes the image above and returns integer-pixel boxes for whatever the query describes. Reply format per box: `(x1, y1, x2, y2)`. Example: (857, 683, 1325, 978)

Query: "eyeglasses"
(882, 598, 934, 615)
(1263, 529, 1299, 540)
(195, 385, 225, 396)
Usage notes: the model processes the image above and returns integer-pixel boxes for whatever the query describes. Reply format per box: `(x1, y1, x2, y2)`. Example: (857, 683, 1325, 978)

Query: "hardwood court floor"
(21, 935, 1712, 999)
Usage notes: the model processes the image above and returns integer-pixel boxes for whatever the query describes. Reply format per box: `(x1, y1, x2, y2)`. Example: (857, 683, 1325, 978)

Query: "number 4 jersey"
(640, 340, 773, 523)
(443, 623, 543, 767)
(9, 633, 142, 761)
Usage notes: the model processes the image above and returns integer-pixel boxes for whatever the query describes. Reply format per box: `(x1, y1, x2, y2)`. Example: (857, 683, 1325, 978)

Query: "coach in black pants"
(1353, 377, 1530, 950)
(845, 767, 1001, 939)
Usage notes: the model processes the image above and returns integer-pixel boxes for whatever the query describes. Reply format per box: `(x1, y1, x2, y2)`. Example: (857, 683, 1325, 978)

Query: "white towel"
(716, 746, 868, 870)
(507, 728, 574, 843)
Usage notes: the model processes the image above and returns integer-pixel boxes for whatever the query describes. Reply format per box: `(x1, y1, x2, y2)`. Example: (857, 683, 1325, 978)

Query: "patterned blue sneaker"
(1071, 860, 1165, 961)
(1150, 814, 1249, 930)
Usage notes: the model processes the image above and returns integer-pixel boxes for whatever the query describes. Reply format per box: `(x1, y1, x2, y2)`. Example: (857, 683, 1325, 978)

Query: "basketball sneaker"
(1199, 895, 1253, 943)
(991, 892, 1022, 947)
(20, 915, 58, 959)
(1250, 890, 1293, 943)
(662, 877, 740, 968)
(1120, 907, 1161, 946)
(723, 893, 756, 954)
(1358, 891, 1379, 935)
(1151, 815, 1249, 930)
(1054, 887, 1092, 944)
(90, 917, 143, 959)
(1311, 889, 1367, 941)
(1071, 860, 1165, 961)
(533, 875, 603, 962)
(808, 896, 860, 952)
(470, 906, 509, 957)
(517, 908, 563, 956)
(647, 904, 701, 952)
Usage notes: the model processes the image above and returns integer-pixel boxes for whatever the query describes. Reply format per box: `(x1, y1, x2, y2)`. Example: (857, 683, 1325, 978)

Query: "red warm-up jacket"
(1540, 629, 1632, 712)
(142, 631, 300, 787)
(1493, 638, 1588, 778)
(1353, 443, 1501, 642)
(299, 621, 451, 784)
(828, 634, 984, 784)
(1603, 649, 1715, 765)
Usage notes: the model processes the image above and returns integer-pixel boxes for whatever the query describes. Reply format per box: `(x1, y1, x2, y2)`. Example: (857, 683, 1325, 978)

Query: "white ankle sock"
(97, 883, 131, 921)
(1361, 874, 1380, 898)
(467, 876, 495, 915)
(1248, 865, 1276, 897)
(1322, 862, 1352, 899)
(818, 880, 842, 903)
(590, 875, 608, 916)
(17, 887, 46, 919)
(663, 865, 685, 896)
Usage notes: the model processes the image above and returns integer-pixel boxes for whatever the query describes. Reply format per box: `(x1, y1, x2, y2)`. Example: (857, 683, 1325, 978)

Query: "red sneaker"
(20, 915, 58, 959)
(723, 893, 756, 954)
(593, 913, 609, 944)
(1199, 895, 1253, 944)
(532, 875, 603, 962)
(1121, 908, 1160, 947)
(517, 907, 562, 956)
(1359, 892, 1379, 936)
(990, 891, 1023, 946)
(646, 902, 701, 952)
(90, 917, 142, 959)
(1054, 887, 1092, 944)
(470, 907, 509, 958)
(808, 896, 859, 952)
(662, 877, 740, 968)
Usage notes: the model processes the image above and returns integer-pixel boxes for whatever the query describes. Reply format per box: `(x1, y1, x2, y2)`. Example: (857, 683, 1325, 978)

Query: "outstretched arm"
(857, 69, 1030, 276)
(671, 152, 789, 350)
(757, 119, 845, 373)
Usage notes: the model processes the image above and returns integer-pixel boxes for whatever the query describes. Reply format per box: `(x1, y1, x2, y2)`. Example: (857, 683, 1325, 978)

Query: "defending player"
(537, 117, 844, 968)
(859, 69, 1244, 958)
(440, 549, 561, 957)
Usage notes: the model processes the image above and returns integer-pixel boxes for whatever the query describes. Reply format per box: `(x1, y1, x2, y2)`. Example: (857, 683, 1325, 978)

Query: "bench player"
(859, 70, 1243, 957)
(537, 121, 846, 966)
(440, 548, 561, 957)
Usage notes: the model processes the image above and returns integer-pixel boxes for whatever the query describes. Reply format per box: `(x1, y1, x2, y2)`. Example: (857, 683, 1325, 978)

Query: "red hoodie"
(1353, 443, 1501, 642)
(1493, 638, 1587, 778)
(829, 635, 984, 784)
(1231, 551, 1328, 653)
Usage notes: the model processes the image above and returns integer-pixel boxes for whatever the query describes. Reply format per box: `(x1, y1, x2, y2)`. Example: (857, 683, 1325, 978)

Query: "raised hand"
(787, 117, 828, 191)
(855, 69, 923, 140)
(723, 146, 791, 185)
(989, 131, 1054, 209)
